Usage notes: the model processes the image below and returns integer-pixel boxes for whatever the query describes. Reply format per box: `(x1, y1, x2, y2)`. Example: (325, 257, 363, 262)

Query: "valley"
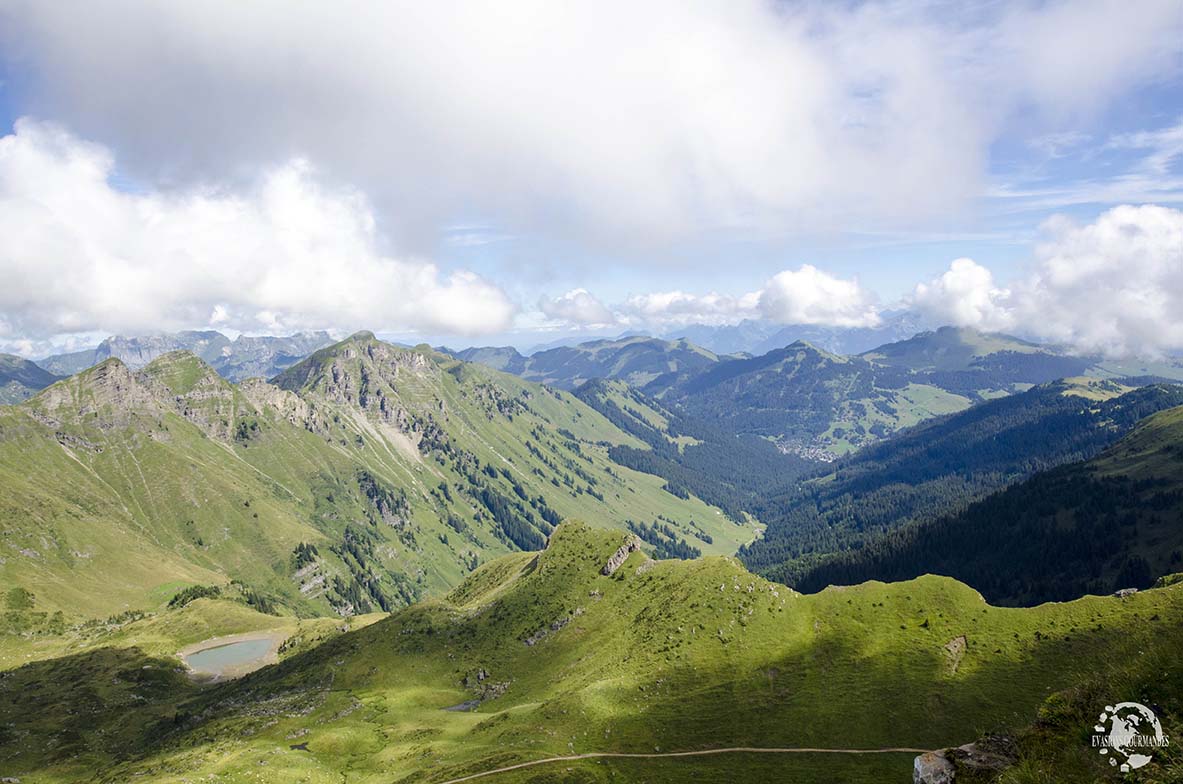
(3, 326, 1183, 784)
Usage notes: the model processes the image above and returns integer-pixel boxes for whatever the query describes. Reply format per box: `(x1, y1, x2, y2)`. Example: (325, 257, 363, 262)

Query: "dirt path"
(433, 746, 930, 784)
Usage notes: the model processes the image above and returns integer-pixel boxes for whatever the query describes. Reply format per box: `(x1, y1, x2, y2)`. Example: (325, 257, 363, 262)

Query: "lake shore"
(177, 629, 289, 681)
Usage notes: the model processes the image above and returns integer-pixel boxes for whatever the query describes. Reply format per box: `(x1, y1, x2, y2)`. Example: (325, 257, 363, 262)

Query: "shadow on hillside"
(610, 598, 1183, 770)
(0, 645, 196, 778)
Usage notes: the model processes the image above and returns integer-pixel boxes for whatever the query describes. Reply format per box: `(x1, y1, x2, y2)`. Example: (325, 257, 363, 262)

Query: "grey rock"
(913, 751, 954, 784)
(601, 536, 642, 576)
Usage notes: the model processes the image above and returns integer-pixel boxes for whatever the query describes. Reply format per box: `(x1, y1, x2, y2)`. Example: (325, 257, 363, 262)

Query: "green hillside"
(798, 403, 1183, 605)
(0, 353, 60, 404)
(462, 328, 1114, 459)
(0, 334, 757, 620)
(860, 326, 1045, 371)
(741, 381, 1183, 588)
(4, 522, 1183, 783)
(574, 378, 808, 522)
(668, 340, 974, 454)
(451, 336, 725, 392)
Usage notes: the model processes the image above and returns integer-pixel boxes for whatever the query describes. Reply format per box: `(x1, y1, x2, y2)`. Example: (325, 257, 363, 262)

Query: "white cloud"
(0, 120, 515, 345)
(758, 265, 881, 328)
(538, 289, 616, 327)
(3, 1, 1179, 245)
(621, 290, 761, 329)
(911, 258, 1015, 333)
(1021, 205, 1183, 356)
(912, 206, 1183, 356)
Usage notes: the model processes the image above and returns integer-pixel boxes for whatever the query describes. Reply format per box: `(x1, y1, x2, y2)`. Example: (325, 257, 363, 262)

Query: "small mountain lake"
(180, 632, 286, 679)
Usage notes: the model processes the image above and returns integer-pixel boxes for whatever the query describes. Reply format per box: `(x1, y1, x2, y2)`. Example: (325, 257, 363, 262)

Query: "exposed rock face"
(214, 332, 333, 380)
(239, 378, 325, 432)
(31, 359, 162, 429)
(913, 751, 954, 784)
(102, 331, 230, 369)
(136, 352, 250, 441)
(943, 634, 967, 674)
(601, 536, 642, 576)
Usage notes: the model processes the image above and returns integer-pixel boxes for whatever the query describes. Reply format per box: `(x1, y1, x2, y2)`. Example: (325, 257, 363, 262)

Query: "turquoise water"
(184, 638, 273, 675)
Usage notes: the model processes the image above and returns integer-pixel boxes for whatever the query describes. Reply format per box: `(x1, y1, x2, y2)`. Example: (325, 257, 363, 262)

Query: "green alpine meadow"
(4, 4, 1183, 782)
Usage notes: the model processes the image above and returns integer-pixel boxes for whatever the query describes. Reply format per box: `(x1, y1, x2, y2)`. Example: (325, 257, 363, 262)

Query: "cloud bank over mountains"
(540, 206, 1183, 359)
(913, 206, 1183, 357)
(2, 120, 1182, 359)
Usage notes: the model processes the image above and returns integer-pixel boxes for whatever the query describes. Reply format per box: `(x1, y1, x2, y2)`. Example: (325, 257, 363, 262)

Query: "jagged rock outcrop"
(914, 736, 1017, 783)
(272, 333, 440, 431)
(913, 751, 954, 784)
(601, 536, 642, 576)
(30, 359, 162, 429)
(239, 378, 326, 433)
(136, 352, 250, 441)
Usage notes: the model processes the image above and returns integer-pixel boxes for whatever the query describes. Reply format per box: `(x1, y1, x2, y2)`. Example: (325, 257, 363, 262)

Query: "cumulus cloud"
(0, 120, 515, 345)
(538, 289, 616, 327)
(912, 206, 1183, 356)
(758, 265, 881, 328)
(911, 258, 1015, 333)
(3, 1, 1179, 245)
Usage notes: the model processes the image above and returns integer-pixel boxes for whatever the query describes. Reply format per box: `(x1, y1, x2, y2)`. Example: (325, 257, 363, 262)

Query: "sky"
(0, 0, 1182, 357)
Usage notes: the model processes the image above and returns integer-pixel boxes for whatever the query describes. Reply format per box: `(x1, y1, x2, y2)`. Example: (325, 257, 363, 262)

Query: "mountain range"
(0, 331, 762, 620)
(454, 326, 1183, 456)
(660, 309, 934, 356)
(36, 330, 335, 381)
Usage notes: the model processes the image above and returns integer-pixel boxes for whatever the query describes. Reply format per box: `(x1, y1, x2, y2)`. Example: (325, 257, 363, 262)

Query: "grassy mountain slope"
(574, 378, 808, 523)
(0, 334, 756, 620)
(668, 340, 973, 454)
(861, 326, 1045, 371)
(741, 381, 1183, 588)
(4, 522, 1183, 783)
(800, 404, 1183, 605)
(444, 345, 529, 374)
(0, 353, 60, 404)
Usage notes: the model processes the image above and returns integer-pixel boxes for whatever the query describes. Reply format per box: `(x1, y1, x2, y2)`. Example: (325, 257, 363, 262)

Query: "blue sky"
(0, 1, 1182, 356)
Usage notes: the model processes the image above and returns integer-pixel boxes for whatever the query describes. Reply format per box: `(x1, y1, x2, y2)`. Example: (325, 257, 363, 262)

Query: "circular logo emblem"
(1093, 702, 1169, 772)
